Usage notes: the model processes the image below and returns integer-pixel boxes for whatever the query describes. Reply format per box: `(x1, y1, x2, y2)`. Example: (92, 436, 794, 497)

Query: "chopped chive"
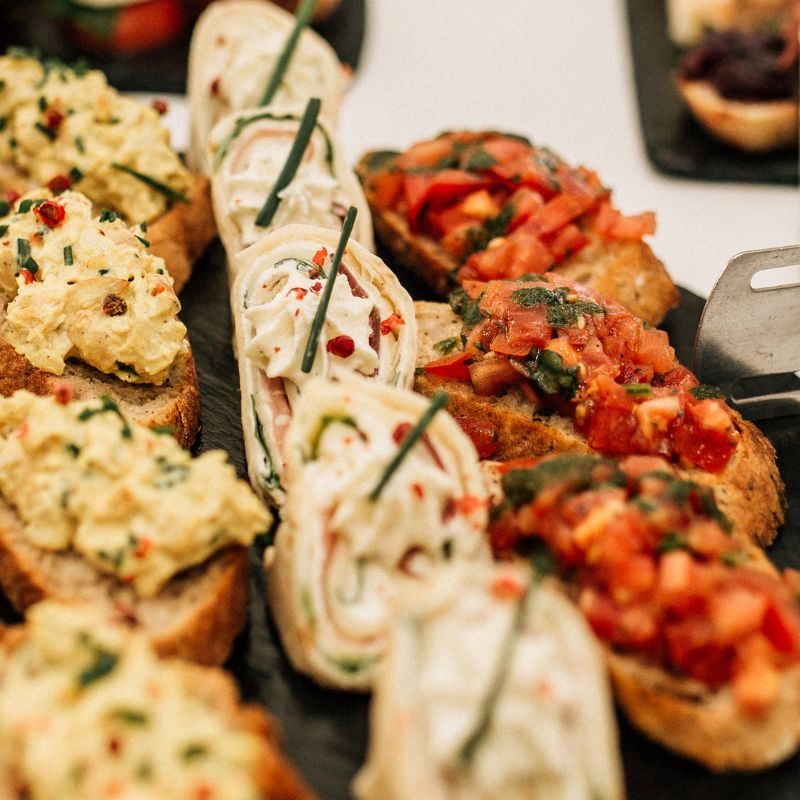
(16, 238, 30, 269)
(0, 117, 6, 132)
(0, 225, 7, 237)
(0, 201, 9, 217)
(623, 383, 652, 397)
(98, 268, 109, 275)
(300, 205, 356, 374)
(23, 257, 39, 275)
(99, 209, 119, 223)
(260, 0, 318, 106)
(254, 97, 320, 228)
(38, 95, 47, 111)
(69, 166, 83, 183)
(135, 235, 150, 247)
(63, 245, 73, 265)
(368, 391, 449, 502)
(75, 135, 85, 153)
(18, 199, 34, 214)
(34, 121, 56, 140)
(110, 163, 189, 203)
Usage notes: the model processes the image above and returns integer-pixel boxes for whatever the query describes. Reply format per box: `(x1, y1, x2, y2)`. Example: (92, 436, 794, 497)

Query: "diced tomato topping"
(455, 415, 498, 459)
(379, 313, 404, 335)
(326, 335, 355, 358)
(404, 170, 490, 229)
(368, 170, 403, 210)
(46, 174, 71, 194)
(491, 573, 525, 601)
(5, 189, 20, 204)
(423, 351, 472, 382)
(35, 200, 65, 229)
(19, 269, 35, 285)
(51, 382, 73, 405)
(151, 99, 169, 115)
(45, 108, 64, 132)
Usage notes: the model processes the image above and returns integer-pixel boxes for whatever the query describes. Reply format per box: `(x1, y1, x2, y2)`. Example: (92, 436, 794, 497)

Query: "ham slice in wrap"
(266, 376, 494, 690)
(354, 563, 624, 800)
(209, 107, 373, 272)
(187, 0, 346, 173)
(233, 224, 415, 506)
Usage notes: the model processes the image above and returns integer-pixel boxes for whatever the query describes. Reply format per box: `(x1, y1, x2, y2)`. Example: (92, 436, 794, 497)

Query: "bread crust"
(148, 174, 218, 293)
(0, 499, 249, 667)
(607, 651, 800, 771)
(677, 78, 799, 152)
(357, 154, 679, 326)
(414, 301, 785, 546)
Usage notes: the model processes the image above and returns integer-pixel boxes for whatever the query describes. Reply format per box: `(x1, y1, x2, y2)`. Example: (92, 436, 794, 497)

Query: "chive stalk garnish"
(458, 571, 537, 765)
(260, 0, 318, 106)
(300, 204, 356, 373)
(368, 391, 449, 502)
(110, 163, 189, 203)
(254, 97, 321, 228)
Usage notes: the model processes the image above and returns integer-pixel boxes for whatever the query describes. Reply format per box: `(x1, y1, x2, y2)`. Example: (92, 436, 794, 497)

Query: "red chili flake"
(150, 283, 166, 296)
(453, 494, 487, 515)
(107, 736, 121, 755)
(274, 346, 281, 353)
(35, 200, 65, 229)
(392, 422, 412, 443)
(312, 247, 328, 267)
(309, 281, 322, 293)
(151, 99, 169, 115)
(210, 77, 221, 96)
(195, 784, 214, 800)
(46, 174, 71, 194)
(326, 335, 355, 358)
(380, 313, 405, 335)
(51, 382, 73, 405)
(287, 287, 307, 301)
(45, 108, 64, 131)
(411, 483, 424, 499)
(6, 189, 20, 204)
(134, 538, 152, 559)
(490, 574, 524, 601)
(19, 269, 34, 285)
(112, 600, 138, 627)
(16, 421, 29, 440)
(294, 309, 300, 317)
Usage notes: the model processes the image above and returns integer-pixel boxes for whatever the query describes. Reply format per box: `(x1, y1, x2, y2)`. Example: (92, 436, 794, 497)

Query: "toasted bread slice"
(414, 300, 784, 546)
(357, 153, 679, 326)
(0, 498, 248, 667)
(147, 174, 217, 293)
(0, 607, 316, 800)
(677, 78, 799, 152)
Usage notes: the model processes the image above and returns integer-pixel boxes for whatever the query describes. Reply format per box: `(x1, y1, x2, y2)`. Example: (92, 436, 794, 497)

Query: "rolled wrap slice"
(187, 0, 346, 173)
(353, 563, 624, 800)
(209, 106, 373, 274)
(234, 224, 416, 505)
(267, 376, 494, 690)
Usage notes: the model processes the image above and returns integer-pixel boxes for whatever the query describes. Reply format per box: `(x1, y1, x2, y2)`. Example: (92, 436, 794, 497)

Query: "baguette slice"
(0, 602, 316, 799)
(356, 149, 679, 326)
(414, 300, 784, 547)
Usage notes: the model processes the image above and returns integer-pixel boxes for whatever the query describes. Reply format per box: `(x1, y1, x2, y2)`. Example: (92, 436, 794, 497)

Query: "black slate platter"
(168, 240, 800, 800)
(626, 0, 798, 185)
(0, 0, 365, 93)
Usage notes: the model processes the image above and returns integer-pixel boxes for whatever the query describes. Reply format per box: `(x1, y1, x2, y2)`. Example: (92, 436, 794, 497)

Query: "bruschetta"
(233, 223, 416, 505)
(356, 131, 679, 325)
(0, 49, 214, 292)
(0, 189, 201, 446)
(0, 389, 270, 666)
(0, 600, 315, 799)
(266, 376, 492, 690)
(490, 452, 800, 771)
(413, 274, 784, 546)
(354, 562, 624, 800)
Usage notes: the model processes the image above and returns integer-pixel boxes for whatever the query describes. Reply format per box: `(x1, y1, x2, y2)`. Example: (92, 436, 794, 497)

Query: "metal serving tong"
(694, 244, 800, 421)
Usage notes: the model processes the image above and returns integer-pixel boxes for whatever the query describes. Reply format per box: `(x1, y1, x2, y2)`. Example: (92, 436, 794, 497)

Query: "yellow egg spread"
(0, 391, 270, 597)
(0, 50, 191, 223)
(0, 190, 186, 383)
(0, 602, 265, 800)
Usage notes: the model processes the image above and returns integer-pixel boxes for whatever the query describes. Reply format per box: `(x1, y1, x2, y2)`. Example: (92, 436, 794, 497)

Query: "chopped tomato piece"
(368, 170, 403, 209)
(455, 415, 498, 458)
(424, 351, 472, 382)
(404, 170, 490, 229)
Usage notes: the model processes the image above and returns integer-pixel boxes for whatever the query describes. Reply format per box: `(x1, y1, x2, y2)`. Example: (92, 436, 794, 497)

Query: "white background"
(338, 0, 799, 298)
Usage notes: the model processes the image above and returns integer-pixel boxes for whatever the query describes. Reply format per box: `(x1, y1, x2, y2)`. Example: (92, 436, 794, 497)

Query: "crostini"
(354, 562, 624, 800)
(490, 453, 800, 771)
(414, 274, 784, 546)
(0, 389, 270, 666)
(233, 223, 416, 505)
(209, 100, 373, 274)
(357, 131, 679, 325)
(187, 0, 347, 174)
(0, 600, 315, 799)
(0, 189, 201, 446)
(267, 376, 492, 691)
(0, 49, 215, 292)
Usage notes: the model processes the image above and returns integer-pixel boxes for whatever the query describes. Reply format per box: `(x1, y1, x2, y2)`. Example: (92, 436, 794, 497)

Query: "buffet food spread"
(0, 1, 797, 798)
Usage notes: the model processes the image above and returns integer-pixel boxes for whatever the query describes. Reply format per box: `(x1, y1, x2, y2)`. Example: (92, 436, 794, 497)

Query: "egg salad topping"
(0, 189, 186, 383)
(0, 391, 270, 597)
(0, 602, 265, 800)
(0, 50, 191, 223)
